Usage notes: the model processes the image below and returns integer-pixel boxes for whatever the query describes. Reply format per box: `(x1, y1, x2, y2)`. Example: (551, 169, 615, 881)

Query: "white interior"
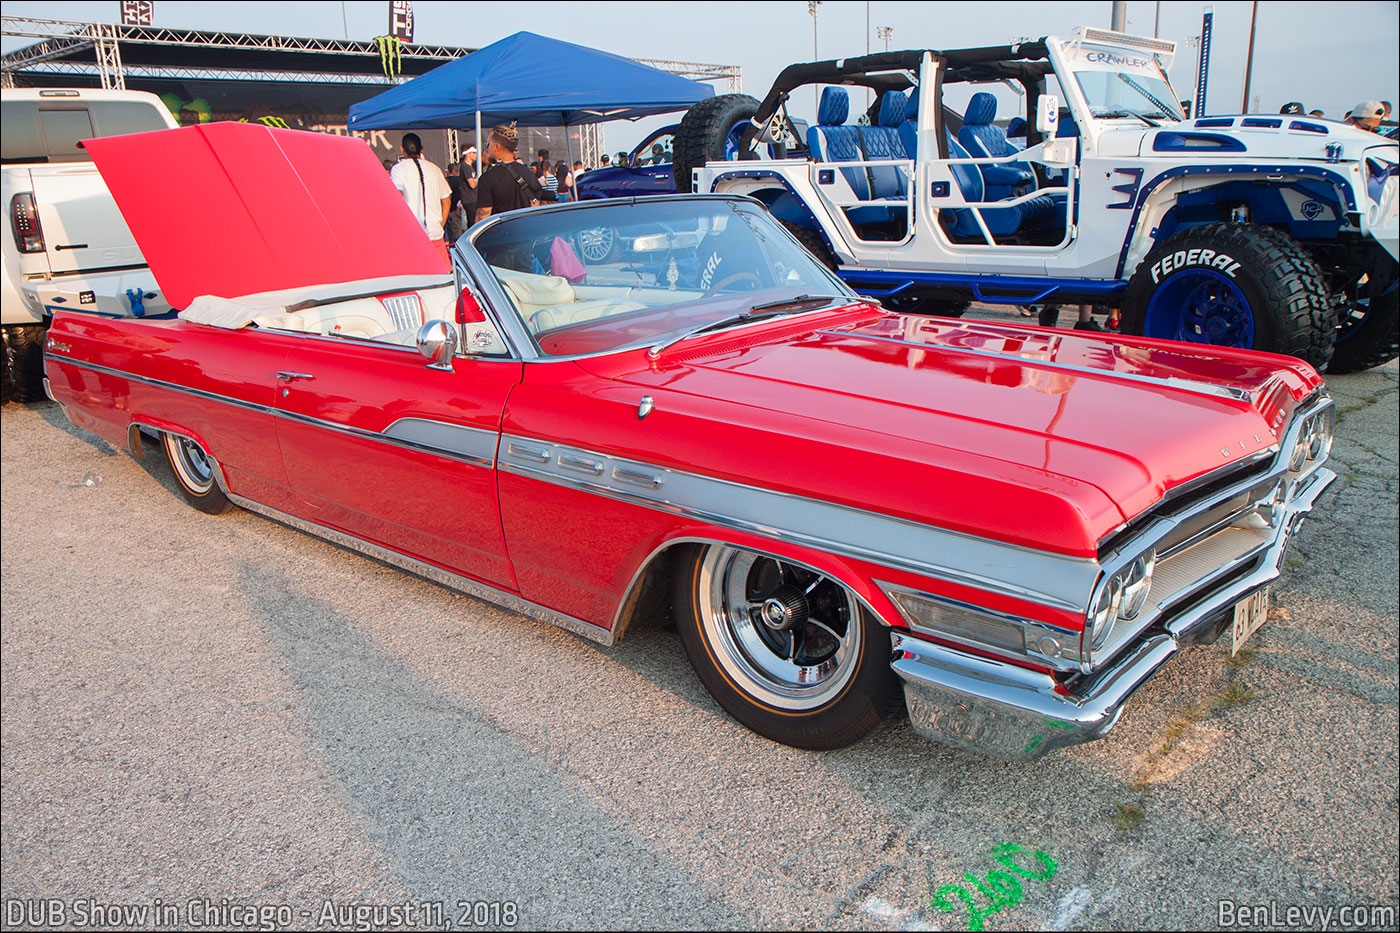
(179, 275, 507, 355)
(492, 266, 703, 334)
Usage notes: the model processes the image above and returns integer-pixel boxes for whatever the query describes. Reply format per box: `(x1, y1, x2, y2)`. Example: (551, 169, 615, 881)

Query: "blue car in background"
(576, 125, 679, 200)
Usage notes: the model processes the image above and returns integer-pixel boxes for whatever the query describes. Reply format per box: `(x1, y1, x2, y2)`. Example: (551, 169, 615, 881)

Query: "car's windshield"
(469, 199, 853, 357)
(1074, 67, 1183, 121)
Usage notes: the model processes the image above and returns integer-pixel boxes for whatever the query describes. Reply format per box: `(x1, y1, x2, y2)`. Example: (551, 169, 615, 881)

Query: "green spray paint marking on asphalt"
(930, 843, 1058, 931)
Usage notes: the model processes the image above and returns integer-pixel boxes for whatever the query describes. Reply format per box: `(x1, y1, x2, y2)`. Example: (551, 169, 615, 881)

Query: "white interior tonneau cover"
(179, 274, 454, 329)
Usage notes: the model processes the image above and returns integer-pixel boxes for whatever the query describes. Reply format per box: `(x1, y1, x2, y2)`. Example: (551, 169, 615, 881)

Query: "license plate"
(1230, 588, 1270, 655)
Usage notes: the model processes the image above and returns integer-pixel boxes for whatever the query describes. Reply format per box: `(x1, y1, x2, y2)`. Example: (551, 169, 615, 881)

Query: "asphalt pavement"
(2, 343, 1396, 931)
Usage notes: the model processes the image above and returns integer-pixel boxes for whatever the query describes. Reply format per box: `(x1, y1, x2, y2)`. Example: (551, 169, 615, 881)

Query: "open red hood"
(83, 122, 446, 310)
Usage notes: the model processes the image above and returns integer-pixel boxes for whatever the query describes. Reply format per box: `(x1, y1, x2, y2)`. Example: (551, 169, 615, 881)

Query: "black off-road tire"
(5, 324, 49, 402)
(1328, 287, 1398, 374)
(0, 329, 13, 406)
(1122, 223, 1335, 370)
(781, 221, 838, 270)
(883, 289, 970, 318)
(672, 94, 761, 193)
(672, 544, 902, 750)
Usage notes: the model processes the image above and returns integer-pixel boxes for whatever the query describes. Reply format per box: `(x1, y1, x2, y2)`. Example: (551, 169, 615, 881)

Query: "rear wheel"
(780, 221, 837, 270)
(163, 432, 235, 514)
(1328, 280, 1398, 374)
(882, 288, 970, 318)
(5, 324, 48, 402)
(1122, 223, 1335, 369)
(673, 544, 901, 750)
(672, 94, 762, 192)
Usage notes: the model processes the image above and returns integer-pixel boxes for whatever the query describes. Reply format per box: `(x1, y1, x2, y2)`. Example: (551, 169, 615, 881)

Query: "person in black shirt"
(475, 124, 545, 222)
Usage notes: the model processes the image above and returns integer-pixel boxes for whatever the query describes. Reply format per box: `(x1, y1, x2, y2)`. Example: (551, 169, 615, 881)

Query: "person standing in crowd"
(553, 160, 574, 202)
(475, 124, 545, 222)
(573, 159, 585, 177)
(599, 154, 611, 167)
(537, 149, 550, 174)
(390, 132, 453, 267)
(1308, 109, 1326, 118)
(456, 145, 479, 234)
(541, 159, 558, 197)
(1279, 101, 1304, 115)
(1347, 100, 1385, 132)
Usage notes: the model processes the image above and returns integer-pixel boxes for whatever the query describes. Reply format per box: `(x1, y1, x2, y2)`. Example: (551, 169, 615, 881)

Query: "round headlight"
(1088, 574, 1125, 651)
(1118, 550, 1157, 621)
(1288, 434, 1308, 472)
(1307, 410, 1333, 462)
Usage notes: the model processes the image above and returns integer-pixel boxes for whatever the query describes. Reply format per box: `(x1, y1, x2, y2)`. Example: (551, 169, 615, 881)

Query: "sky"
(4, 1, 1397, 154)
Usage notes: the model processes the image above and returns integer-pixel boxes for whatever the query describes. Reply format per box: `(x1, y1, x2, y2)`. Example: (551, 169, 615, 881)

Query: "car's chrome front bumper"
(890, 467, 1336, 761)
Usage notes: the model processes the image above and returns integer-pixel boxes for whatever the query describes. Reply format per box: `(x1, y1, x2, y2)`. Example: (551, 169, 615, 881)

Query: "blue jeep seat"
(806, 87, 870, 200)
(898, 88, 920, 161)
(807, 87, 908, 231)
(957, 92, 1036, 200)
(941, 135, 1064, 240)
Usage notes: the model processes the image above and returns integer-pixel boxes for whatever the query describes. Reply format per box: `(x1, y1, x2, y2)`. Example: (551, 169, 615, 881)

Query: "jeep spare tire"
(672, 94, 763, 193)
(1122, 223, 1335, 370)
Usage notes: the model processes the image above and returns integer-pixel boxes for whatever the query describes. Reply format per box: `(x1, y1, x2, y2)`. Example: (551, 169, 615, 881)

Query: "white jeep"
(2, 87, 178, 402)
(682, 27, 1399, 372)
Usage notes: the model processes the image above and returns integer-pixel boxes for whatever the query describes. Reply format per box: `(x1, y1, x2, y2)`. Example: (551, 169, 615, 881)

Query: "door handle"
(275, 371, 316, 383)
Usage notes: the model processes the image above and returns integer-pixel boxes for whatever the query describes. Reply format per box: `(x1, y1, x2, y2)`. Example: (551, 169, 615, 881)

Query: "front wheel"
(163, 432, 235, 514)
(1121, 223, 1335, 369)
(673, 544, 901, 749)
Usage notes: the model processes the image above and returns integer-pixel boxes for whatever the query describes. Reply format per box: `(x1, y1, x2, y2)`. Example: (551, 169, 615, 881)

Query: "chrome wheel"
(577, 225, 616, 264)
(165, 433, 215, 494)
(697, 545, 861, 711)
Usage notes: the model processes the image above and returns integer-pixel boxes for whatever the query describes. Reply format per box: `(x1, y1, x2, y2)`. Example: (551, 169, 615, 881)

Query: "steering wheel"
(703, 271, 762, 296)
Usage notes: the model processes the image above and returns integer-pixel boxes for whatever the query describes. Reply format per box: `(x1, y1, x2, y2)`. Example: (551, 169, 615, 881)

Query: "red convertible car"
(43, 124, 1335, 759)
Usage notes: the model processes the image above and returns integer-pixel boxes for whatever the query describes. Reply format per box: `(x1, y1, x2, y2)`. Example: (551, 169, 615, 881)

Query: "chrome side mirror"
(415, 320, 458, 371)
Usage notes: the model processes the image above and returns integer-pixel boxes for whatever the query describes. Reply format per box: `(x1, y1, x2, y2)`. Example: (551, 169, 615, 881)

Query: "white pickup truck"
(2, 87, 178, 402)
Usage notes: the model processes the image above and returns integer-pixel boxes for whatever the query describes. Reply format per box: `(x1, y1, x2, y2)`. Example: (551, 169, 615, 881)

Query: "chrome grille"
(378, 293, 424, 332)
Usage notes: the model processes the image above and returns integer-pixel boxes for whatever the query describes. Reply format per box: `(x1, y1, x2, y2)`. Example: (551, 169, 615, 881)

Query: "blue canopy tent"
(348, 31, 714, 176)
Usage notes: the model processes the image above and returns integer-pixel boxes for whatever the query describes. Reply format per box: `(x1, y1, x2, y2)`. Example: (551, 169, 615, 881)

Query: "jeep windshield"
(1064, 44, 1183, 122)
(468, 198, 856, 358)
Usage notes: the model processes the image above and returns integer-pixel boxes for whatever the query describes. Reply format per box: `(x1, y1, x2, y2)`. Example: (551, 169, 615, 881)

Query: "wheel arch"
(609, 529, 901, 644)
(1118, 165, 1360, 280)
(708, 171, 844, 261)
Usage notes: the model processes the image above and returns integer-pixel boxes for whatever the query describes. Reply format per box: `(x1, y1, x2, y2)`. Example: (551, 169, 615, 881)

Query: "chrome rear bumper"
(892, 467, 1335, 761)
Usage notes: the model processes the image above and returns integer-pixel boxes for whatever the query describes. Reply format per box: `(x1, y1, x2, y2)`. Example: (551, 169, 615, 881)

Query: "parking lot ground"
(2, 346, 1397, 930)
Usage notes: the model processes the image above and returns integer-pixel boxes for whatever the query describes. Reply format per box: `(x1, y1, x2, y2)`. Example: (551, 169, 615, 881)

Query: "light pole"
(809, 0, 823, 115)
(1241, 0, 1258, 113)
(876, 25, 893, 52)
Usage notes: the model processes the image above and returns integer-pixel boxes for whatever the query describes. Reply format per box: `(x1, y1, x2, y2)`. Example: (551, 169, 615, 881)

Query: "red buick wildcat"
(43, 124, 1335, 759)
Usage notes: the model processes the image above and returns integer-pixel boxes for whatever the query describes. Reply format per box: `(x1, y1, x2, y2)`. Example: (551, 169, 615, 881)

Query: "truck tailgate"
(28, 165, 143, 274)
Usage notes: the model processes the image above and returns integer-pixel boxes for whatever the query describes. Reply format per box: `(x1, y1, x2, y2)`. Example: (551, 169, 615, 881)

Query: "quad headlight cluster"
(1288, 407, 1334, 474)
(1086, 548, 1157, 652)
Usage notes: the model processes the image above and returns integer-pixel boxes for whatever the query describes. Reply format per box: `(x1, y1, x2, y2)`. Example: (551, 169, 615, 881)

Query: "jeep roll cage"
(742, 42, 1059, 159)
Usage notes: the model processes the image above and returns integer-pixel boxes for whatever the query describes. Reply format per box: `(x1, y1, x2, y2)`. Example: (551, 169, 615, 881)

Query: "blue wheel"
(1143, 268, 1255, 348)
(1123, 224, 1334, 369)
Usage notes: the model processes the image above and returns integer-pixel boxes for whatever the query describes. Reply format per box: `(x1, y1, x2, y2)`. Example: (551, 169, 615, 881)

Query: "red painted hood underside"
(583, 310, 1323, 553)
(83, 122, 446, 310)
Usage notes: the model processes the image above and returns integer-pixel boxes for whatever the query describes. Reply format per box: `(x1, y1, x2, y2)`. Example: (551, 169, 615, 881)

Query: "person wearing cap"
(1279, 101, 1305, 115)
(1346, 100, 1384, 132)
(454, 145, 479, 237)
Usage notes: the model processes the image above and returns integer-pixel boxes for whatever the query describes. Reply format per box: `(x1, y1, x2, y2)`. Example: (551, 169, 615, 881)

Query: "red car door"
(273, 336, 522, 589)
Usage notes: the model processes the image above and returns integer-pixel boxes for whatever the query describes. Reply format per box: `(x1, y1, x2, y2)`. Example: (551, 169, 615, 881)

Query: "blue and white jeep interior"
(683, 26, 1399, 372)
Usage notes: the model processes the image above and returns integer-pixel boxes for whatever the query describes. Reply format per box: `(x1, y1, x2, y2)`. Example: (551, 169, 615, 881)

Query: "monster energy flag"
(389, 1, 414, 42)
(121, 0, 153, 26)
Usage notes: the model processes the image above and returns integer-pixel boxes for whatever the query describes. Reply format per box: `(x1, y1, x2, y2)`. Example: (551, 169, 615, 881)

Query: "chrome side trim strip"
(818, 329, 1253, 402)
(382, 417, 498, 468)
(54, 357, 499, 470)
(497, 433, 1098, 613)
(221, 490, 615, 646)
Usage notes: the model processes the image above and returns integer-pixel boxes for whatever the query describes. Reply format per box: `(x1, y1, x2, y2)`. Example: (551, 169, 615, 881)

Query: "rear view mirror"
(416, 320, 458, 371)
(1036, 95, 1060, 135)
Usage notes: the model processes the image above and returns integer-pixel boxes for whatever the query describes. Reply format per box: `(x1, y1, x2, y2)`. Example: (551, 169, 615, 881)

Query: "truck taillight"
(10, 193, 44, 253)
